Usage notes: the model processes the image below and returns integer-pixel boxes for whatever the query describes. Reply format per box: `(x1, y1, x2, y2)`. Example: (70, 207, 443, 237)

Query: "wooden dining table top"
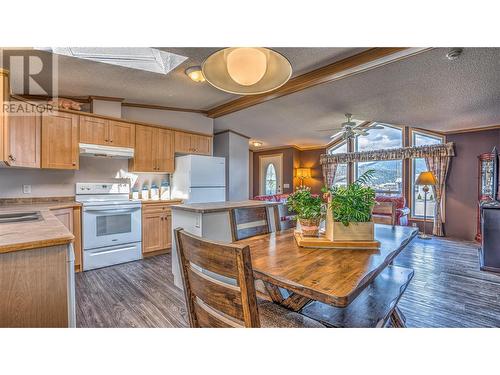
(236, 225, 418, 308)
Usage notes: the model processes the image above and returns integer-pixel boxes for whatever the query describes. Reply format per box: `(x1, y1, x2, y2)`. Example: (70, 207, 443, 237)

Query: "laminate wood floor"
(76, 236, 500, 328)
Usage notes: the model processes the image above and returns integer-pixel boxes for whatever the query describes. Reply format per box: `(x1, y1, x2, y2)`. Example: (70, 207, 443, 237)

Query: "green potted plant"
(323, 170, 377, 241)
(286, 187, 324, 236)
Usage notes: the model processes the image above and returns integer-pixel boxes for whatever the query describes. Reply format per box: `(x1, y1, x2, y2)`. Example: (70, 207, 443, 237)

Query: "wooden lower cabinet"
(142, 203, 173, 255)
(51, 206, 82, 272)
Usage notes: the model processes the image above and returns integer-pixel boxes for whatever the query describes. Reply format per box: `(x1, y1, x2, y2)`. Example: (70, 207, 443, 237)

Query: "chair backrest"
(230, 206, 270, 241)
(174, 228, 260, 328)
(372, 201, 397, 226)
(274, 203, 297, 231)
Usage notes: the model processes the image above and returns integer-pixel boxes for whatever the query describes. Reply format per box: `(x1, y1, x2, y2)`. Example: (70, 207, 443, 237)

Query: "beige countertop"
(170, 200, 281, 213)
(0, 200, 79, 254)
(136, 199, 183, 205)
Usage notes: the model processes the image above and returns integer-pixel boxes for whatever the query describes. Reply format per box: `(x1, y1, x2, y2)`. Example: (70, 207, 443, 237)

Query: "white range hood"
(79, 143, 134, 159)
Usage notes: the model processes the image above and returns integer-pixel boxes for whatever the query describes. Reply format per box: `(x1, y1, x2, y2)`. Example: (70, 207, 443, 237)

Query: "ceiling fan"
(317, 113, 383, 140)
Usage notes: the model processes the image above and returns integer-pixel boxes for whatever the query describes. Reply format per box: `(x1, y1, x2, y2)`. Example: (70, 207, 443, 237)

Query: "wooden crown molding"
(443, 124, 500, 135)
(122, 101, 208, 115)
(207, 48, 431, 119)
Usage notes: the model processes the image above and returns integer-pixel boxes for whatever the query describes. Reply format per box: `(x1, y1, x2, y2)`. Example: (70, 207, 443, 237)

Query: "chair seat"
(258, 301, 325, 328)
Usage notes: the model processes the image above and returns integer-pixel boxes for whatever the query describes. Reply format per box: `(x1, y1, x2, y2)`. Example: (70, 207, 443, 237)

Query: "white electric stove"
(76, 182, 142, 271)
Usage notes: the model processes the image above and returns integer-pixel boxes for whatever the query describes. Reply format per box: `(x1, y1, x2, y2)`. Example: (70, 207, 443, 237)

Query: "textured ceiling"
(12, 47, 363, 110)
(214, 48, 500, 148)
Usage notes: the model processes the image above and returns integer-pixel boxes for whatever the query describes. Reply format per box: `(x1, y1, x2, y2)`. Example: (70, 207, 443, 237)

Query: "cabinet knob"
(110, 139, 113, 143)
(8, 154, 16, 161)
(72, 162, 76, 166)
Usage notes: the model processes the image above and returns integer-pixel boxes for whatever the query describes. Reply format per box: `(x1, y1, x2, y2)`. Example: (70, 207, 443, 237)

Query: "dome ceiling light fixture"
(185, 66, 205, 82)
(202, 47, 292, 95)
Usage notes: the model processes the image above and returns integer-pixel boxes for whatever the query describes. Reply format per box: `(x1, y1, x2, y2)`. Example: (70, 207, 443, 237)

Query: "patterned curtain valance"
(320, 142, 455, 165)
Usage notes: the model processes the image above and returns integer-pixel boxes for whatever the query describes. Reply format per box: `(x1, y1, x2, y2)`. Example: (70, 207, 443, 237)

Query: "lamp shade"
(415, 171, 438, 186)
(296, 168, 312, 179)
(202, 47, 292, 95)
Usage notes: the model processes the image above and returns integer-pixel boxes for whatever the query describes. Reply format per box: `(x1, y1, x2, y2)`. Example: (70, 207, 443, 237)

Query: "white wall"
(121, 106, 213, 135)
(0, 157, 168, 198)
(92, 99, 122, 118)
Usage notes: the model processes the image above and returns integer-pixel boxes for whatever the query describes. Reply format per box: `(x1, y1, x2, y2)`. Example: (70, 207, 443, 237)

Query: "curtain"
(320, 142, 455, 164)
(322, 162, 337, 187)
(425, 155, 451, 236)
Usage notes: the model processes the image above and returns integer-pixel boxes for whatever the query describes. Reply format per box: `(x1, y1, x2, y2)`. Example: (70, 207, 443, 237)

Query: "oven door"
(83, 204, 141, 249)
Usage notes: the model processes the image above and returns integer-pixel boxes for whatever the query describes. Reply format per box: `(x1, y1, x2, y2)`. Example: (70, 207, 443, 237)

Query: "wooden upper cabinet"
(156, 128, 174, 172)
(79, 116, 108, 145)
(79, 117, 135, 148)
(3, 100, 41, 168)
(130, 124, 155, 172)
(174, 131, 192, 154)
(191, 134, 212, 155)
(108, 120, 135, 148)
(130, 125, 174, 173)
(41, 112, 79, 169)
(174, 131, 212, 155)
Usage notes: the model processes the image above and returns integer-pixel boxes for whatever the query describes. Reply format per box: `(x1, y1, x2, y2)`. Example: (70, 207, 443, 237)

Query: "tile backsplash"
(0, 157, 169, 198)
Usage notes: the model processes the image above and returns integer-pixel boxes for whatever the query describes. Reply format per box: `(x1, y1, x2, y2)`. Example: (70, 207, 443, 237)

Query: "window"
(411, 131, 444, 218)
(265, 163, 277, 195)
(327, 141, 348, 187)
(354, 124, 403, 194)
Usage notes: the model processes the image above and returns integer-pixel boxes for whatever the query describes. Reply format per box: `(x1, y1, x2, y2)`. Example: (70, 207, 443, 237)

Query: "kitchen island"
(170, 200, 280, 288)
(0, 201, 77, 327)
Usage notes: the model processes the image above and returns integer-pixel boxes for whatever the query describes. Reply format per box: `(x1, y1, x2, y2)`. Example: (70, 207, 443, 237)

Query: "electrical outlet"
(23, 185, 31, 194)
(283, 183, 290, 188)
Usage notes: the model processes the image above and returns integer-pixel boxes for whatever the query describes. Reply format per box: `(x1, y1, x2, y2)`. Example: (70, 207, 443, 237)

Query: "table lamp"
(296, 168, 312, 188)
(415, 171, 438, 239)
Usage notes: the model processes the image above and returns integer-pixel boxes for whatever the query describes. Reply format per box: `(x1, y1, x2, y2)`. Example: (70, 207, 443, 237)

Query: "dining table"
(236, 224, 418, 327)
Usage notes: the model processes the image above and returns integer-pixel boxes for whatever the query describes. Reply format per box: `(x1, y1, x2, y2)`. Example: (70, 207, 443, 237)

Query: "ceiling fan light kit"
(202, 47, 292, 95)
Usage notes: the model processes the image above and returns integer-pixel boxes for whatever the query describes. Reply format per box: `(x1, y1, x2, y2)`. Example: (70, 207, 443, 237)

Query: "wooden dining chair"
(230, 206, 270, 241)
(174, 228, 324, 328)
(273, 203, 297, 231)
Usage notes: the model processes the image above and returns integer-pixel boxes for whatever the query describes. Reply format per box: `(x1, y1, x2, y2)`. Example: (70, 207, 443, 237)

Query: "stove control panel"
(76, 182, 130, 195)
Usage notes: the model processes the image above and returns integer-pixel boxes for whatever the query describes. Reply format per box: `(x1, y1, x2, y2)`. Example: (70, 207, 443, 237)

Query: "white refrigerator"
(171, 155, 226, 203)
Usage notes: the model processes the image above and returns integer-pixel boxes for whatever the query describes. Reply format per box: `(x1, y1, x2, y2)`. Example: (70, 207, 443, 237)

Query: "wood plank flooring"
(76, 236, 500, 328)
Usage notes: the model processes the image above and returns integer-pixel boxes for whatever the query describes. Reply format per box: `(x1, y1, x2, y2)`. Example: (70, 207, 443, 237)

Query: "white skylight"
(38, 47, 188, 75)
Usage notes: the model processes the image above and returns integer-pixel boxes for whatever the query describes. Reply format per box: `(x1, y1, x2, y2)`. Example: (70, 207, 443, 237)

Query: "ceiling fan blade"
(316, 127, 343, 132)
(330, 130, 344, 139)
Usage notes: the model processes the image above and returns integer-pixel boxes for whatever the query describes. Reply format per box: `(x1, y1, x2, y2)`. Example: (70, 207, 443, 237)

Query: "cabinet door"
(41, 112, 79, 169)
(129, 124, 155, 172)
(52, 207, 82, 271)
(161, 212, 172, 249)
(174, 131, 192, 153)
(79, 115, 108, 145)
(191, 134, 212, 155)
(142, 212, 164, 253)
(156, 128, 174, 173)
(108, 120, 135, 148)
(52, 208, 73, 231)
(5, 102, 41, 168)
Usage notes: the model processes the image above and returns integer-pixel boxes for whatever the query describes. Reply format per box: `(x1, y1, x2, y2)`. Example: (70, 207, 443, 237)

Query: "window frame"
(326, 140, 349, 187)
(353, 123, 404, 195)
(408, 128, 446, 221)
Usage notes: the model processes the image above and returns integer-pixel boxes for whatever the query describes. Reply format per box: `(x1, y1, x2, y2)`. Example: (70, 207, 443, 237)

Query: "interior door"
(259, 154, 283, 195)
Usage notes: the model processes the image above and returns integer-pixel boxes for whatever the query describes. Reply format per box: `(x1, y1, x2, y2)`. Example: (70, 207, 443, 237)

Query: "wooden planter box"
(330, 220, 374, 241)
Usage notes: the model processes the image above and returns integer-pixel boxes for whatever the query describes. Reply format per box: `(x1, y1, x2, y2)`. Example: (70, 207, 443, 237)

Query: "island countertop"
(0, 201, 78, 254)
(170, 200, 281, 213)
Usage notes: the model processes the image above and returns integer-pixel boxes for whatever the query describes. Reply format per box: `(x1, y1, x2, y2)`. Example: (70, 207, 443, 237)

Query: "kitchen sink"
(0, 211, 42, 224)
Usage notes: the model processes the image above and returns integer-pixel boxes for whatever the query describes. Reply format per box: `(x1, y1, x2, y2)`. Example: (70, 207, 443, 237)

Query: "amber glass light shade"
(296, 168, 312, 179)
(415, 171, 437, 186)
(202, 47, 292, 95)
